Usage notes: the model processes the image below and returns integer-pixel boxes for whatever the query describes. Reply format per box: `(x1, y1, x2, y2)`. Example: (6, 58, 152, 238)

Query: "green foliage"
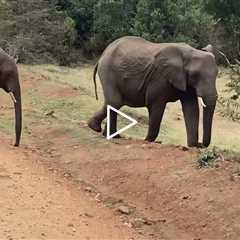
(218, 63, 240, 121)
(218, 97, 240, 121)
(0, 0, 77, 65)
(92, 0, 137, 52)
(132, 0, 213, 47)
(227, 63, 240, 99)
(205, 0, 240, 60)
(197, 147, 220, 168)
(0, 0, 239, 64)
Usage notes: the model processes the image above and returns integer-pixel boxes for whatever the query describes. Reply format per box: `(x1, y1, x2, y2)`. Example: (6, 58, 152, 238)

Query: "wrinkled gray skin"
(0, 49, 22, 146)
(88, 36, 218, 147)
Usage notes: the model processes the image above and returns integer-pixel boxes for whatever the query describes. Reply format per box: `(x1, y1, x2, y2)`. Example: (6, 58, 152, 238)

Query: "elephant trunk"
(13, 84, 22, 147)
(202, 96, 217, 147)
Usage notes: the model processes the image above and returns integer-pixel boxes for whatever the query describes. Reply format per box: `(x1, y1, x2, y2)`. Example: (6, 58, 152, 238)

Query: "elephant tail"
(93, 63, 99, 100)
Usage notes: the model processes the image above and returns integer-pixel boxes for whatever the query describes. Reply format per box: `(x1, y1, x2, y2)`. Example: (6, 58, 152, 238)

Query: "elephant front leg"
(181, 96, 199, 147)
(145, 102, 166, 142)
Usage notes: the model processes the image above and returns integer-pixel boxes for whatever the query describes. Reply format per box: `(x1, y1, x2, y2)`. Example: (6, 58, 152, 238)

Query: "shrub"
(197, 147, 220, 168)
(218, 63, 240, 121)
(0, 0, 77, 65)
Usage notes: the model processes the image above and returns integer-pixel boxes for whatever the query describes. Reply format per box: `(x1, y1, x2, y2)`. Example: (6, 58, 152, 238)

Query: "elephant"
(88, 36, 218, 147)
(0, 49, 22, 146)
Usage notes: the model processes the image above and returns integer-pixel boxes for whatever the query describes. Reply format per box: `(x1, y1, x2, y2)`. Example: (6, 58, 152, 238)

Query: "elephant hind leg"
(102, 91, 123, 138)
(102, 106, 119, 138)
(88, 104, 107, 132)
(145, 102, 166, 142)
(89, 89, 123, 138)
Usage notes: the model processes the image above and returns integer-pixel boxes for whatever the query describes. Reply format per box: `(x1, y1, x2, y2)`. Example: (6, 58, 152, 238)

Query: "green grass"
(28, 65, 240, 151)
(1, 64, 240, 152)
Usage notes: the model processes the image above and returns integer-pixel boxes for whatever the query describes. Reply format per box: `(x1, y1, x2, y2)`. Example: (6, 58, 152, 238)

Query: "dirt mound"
(45, 139, 240, 240)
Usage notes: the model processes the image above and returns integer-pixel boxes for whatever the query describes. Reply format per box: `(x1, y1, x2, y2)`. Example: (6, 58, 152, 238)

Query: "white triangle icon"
(107, 105, 138, 140)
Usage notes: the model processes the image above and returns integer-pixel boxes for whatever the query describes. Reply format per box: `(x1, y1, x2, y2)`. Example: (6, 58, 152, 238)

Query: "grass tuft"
(197, 147, 220, 168)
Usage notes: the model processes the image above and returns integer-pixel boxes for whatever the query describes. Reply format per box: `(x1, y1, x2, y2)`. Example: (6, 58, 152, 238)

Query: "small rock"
(85, 187, 93, 193)
(214, 163, 220, 168)
(157, 218, 167, 223)
(123, 222, 132, 228)
(117, 205, 130, 215)
(181, 146, 189, 151)
(45, 110, 56, 118)
(83, 213, 94, 218)
(95, 193, 101, 202)
(230, 174, 240, 182)
(201, 223, 207, 228)
(64, 173, 72, 178)
(131, 218, 152, 228)
(182, 195, 191, 200)
(64, 160, 72, 164)
(207, 198, 214, 203)
(68, 223, 74, 227)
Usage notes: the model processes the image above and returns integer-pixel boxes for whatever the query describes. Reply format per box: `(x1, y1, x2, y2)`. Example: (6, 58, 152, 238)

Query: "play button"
(107, 105, 138, 140)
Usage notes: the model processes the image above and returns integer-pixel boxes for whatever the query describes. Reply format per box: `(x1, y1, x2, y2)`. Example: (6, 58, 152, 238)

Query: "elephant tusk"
(9, 92, 17, 103)
(198, 97, 206, 108)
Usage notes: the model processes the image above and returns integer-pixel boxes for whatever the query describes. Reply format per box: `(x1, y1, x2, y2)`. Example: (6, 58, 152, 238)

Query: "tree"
(132, 0, 213, 47)
(92, 0, 137, 52)
(204, 0, 240, 60)
(0, 0, 76, 65)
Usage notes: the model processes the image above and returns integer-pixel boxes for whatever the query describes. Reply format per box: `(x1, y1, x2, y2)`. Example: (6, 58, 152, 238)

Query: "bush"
(1, 0, 240, 64)
(132, 0, 214, 48)
(197, 147, 220, 168)
(218, 63, 240, 121)
(0, 0, 77, 65)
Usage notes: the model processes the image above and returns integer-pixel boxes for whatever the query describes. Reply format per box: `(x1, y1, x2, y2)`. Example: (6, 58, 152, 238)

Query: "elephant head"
(189, 47, 218, 147)
(164, 44, 218, 147)
(0, 51, 22, 146)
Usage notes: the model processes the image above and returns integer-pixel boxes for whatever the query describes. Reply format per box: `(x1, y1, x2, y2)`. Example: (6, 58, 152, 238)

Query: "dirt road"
(0, 65, 240, 240)
(0, 138, 138, 240)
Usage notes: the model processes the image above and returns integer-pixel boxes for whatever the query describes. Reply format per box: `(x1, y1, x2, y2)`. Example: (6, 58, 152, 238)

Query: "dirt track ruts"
(0, 138, 139, 240)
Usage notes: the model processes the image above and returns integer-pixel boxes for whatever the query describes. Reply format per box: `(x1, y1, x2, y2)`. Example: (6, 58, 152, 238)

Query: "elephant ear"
(155, 52, 187, 92)
(167, 60, 187, 92)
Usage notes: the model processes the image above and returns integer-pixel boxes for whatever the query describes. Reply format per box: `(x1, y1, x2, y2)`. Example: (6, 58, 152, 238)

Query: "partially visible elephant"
(88, 36, 218, 147)
(0, 49, 22, 146)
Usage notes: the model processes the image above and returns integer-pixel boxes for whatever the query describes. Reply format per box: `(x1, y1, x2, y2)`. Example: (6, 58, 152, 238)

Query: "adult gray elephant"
(0, 49, 22, 146)
(88, 36, 218, 147)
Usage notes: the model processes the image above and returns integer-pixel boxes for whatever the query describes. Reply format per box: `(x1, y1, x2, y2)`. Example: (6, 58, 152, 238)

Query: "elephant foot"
(88, 118, 102, 132)
(197, 142, 207, 148)
(144, 136, 157, 142)
(187, 142, 205, 148)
